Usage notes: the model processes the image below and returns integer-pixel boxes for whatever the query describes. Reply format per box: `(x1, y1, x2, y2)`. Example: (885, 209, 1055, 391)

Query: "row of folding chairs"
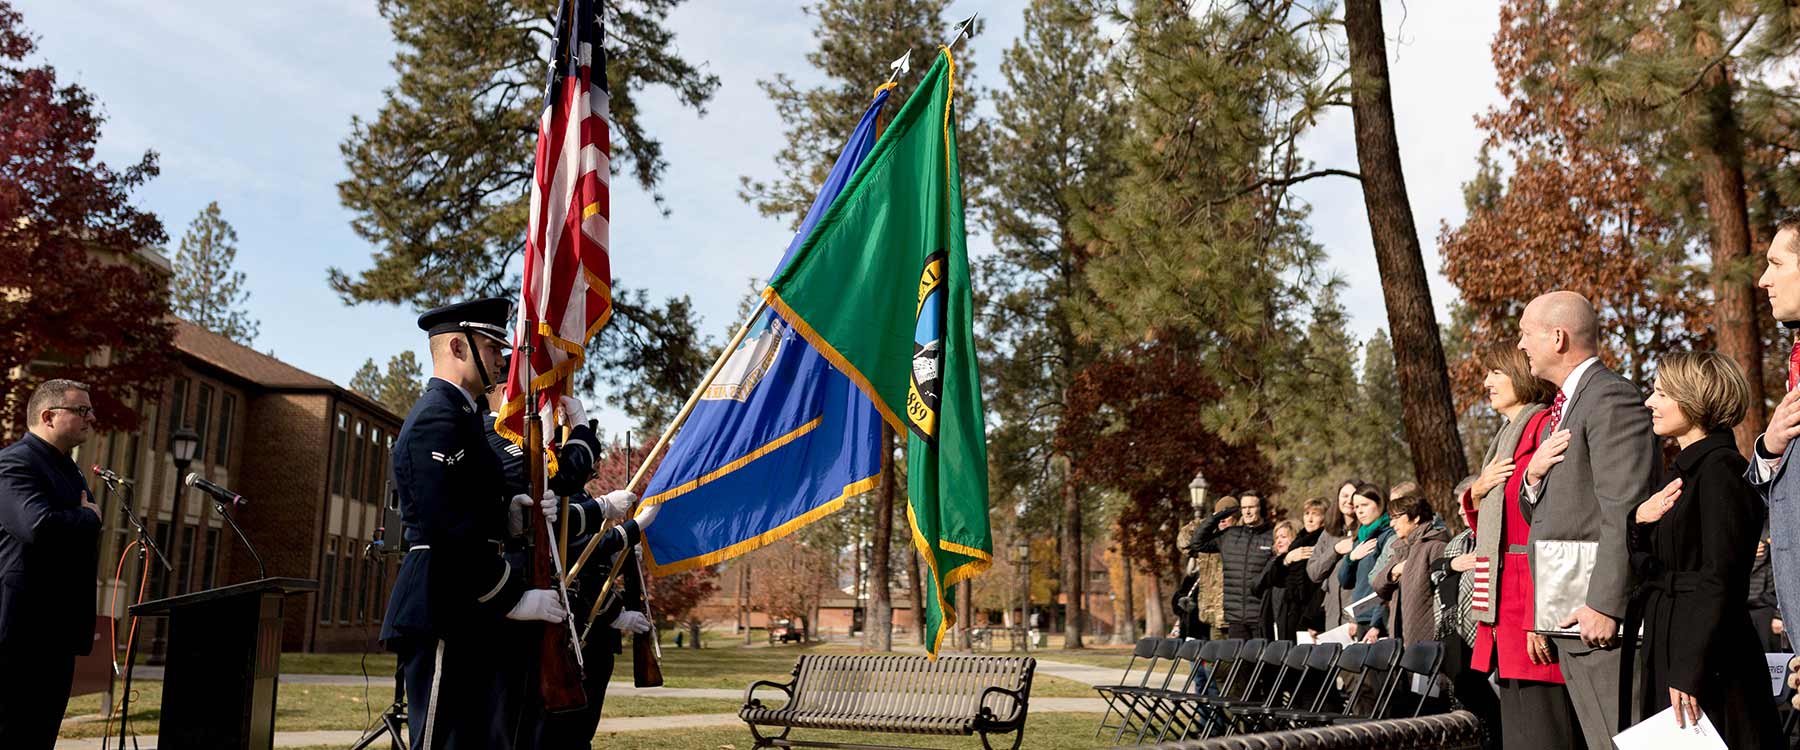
(1092, 635, 1447, 746)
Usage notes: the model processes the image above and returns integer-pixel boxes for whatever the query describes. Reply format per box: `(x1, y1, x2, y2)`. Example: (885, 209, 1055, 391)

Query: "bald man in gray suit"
(1517, 291, 1660, 749)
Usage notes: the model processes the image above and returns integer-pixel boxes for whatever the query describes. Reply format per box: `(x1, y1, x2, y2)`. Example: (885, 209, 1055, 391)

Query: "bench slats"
(741, 653, 1034, 746)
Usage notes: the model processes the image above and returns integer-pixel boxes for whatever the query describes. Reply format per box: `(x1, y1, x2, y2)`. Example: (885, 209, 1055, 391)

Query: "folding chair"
(1157, 638, 1264, 741)
(1141, 639, 1237, 744)
(1093, 637, 1169, 739)
(1110, 638, 1207, 745)
(1373, 640, 1446, 720)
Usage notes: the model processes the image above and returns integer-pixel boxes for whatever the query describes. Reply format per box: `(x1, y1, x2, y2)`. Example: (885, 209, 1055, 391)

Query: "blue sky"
(18, 1, 1501, 435)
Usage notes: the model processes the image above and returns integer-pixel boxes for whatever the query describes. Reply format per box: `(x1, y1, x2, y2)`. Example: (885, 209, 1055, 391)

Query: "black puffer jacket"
(1189, 510, 1274, 625)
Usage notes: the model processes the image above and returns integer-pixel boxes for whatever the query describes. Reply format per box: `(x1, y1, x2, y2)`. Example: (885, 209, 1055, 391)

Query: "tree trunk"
(1343, 0, 1468, 512)
(869, 427, 895, 651)
(1687, 42, 1764, 454)
(909, 548, 926, 646)
(1059, 468, 1085, 648)
(1112, 551, 1137, 645)
(688, 621, 703, 649)
(1143, 571, 1166, 638)
(959, 579, 974, 650)
(740, 562, 753, 645)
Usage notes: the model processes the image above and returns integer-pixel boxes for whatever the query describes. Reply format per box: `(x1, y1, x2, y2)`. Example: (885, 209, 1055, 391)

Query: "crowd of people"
(1172, 213, 1800, 749)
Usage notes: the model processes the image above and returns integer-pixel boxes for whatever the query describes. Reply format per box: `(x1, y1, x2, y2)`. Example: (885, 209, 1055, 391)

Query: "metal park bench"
(740, 653, 1036, 750)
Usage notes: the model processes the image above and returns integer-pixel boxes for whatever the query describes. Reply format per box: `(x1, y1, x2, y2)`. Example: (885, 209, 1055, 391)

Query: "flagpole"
(565, 299, 767, 586)
(622, 298, 768, 496)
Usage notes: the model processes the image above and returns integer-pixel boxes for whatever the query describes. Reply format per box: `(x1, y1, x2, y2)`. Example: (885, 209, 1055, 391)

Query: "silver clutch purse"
(1532, 539, 1597, 633)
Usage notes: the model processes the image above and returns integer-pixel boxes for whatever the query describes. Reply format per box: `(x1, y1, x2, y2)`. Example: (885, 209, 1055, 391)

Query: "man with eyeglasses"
(0, 379, 102, 748)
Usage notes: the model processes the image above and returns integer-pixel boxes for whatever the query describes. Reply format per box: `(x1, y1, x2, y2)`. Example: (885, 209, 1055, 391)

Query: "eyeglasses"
(48, 405, 95, 418)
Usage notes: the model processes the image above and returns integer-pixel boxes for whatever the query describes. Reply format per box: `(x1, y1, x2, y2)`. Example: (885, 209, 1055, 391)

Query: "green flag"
(764, 49, 989, 657)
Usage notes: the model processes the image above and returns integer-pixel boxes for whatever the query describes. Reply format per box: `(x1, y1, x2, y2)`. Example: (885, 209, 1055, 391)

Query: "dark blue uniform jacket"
(0, 433, 99, 654)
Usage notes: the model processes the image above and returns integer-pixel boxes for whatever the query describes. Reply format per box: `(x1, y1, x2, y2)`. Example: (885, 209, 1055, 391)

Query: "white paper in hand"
(1613, 707, 1727, 750)
(1768, 653, 1789, 698)
(1343, 592, 1381, 619)
(1313, 624, 1355, 645)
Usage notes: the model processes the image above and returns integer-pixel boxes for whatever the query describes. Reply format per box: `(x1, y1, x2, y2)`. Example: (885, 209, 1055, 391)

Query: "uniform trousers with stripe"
(397, 633, 522, 750)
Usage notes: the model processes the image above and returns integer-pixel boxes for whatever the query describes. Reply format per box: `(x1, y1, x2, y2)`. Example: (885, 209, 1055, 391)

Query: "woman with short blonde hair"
(1626, 351, 1780, 746)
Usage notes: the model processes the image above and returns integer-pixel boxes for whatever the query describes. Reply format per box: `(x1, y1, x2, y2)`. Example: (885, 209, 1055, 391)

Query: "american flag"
(497, 0, 612, 447)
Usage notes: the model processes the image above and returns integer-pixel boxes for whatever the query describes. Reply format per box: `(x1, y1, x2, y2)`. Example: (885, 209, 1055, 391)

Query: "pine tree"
(334, 0, 721, 308)
(739, 0, 987, 226)
(351, 351, 426, 416)
(1560, 0, 1800, 451)
(1078, 0, 1333, 440)
(976, 0, 1123, 649)
(739, 0, 988, 652)
(1266, 285, 1366, 501)
(1357, 330, 1414, 494)
(170, 202, 259, 345)
(1342, 0, 1467, 506)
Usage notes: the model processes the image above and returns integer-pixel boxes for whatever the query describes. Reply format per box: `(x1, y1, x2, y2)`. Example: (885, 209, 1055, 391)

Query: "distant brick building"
(70, 320, 403, 653)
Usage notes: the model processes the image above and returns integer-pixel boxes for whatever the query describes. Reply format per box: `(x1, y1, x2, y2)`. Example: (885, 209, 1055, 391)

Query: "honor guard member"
(539, 481, 657, 750)
(380, 297, 567, 750)
(478, 379, 661, 748)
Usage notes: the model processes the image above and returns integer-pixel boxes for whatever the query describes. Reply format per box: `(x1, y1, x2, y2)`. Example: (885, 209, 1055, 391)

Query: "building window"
(194, 383, 214, 461)
(166, 378, 189, 447)
(330, 414, 348, 496)
(217, 393, 236, 464)
(319, 538, 338, 624)
(200, 528, 220, 591)
(339, 549, 355, 624)
(147, 523, 174, 597)
(364, 427, 385, 505)
(350, 420, 367, 503)
(178, 526, 197, 595)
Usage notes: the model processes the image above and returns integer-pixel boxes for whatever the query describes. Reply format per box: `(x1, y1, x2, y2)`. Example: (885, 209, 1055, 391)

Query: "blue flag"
(640, 88, 893, 575)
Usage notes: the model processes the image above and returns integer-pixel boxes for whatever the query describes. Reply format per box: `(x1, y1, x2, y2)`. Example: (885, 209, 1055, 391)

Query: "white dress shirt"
(1523, 355, 1600, 503)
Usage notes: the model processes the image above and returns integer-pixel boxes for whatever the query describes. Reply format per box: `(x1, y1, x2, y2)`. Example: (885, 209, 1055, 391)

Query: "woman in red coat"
(1467, 348, 1580, 749)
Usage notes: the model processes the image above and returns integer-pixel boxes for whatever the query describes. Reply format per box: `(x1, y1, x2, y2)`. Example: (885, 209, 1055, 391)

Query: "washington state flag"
(763, 48, 990, 658)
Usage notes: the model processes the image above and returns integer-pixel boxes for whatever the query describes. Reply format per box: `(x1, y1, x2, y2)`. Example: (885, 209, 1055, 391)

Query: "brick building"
(71, 320, 403, 653)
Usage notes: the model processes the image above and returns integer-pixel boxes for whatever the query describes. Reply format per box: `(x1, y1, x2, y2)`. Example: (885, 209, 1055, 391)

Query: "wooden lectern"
(129, 577, 317, 750)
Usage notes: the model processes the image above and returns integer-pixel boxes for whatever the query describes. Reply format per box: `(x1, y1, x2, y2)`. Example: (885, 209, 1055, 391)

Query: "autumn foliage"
(1059, 341, 1276, 575)
(1438, 0, 1707, 406)
(0, 2, 174, 434)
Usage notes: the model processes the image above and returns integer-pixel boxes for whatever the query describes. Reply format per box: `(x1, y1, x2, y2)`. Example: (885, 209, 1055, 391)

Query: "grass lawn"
(62, 686, 755, 740)
(1029, 647, 1136, 671)
(68, 641, 1110, 741)
(596, 710, 1110, 750)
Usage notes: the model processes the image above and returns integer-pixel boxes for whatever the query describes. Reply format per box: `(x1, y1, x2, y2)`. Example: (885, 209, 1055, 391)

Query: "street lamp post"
(1012, 537, 1030, 653)
(1188, 471, 1209, 515)
(150, 426, 200, 664)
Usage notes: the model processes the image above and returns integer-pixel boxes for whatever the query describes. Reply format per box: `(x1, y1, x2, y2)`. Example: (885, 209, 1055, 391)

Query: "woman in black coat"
(1627, 352, 1782, 746)
(1255, 503, 1327, 640)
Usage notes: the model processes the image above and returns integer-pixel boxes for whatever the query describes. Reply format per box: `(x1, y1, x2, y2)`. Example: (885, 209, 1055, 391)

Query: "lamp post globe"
(1188, 472, 1209, 512)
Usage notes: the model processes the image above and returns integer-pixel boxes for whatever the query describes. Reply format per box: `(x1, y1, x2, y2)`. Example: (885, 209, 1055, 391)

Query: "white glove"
(538, 490, 560, 524)
(601, 490, 638, 521)
(505, 589, 568, 623)
(508, 493, 532, 536)
(633, 502, 660, 530)
(558, 395, 587, 428)
(611, 610, 652, 634)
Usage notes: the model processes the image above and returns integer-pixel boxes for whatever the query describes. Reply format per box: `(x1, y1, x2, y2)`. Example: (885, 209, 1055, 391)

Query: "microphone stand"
(103, 477, 167, 750)
(211, 498, 266, 580)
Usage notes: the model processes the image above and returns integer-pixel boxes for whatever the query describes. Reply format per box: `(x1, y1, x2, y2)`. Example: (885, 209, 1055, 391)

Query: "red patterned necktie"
(1547, 390, 1568, 433)
(1788, 332, 1800, 392)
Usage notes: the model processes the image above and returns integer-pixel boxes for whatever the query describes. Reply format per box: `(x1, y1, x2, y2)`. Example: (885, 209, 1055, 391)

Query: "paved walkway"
(58, 656, 1120, 748)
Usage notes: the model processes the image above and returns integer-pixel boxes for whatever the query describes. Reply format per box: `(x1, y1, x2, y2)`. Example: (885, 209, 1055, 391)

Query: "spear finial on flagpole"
(945, 13, 977, 52)
(884, 49, 913, 85)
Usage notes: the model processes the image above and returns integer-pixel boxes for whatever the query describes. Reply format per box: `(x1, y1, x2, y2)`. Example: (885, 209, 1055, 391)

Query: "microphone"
(92, 465, 133, 486)
(184, 473, 245, 506)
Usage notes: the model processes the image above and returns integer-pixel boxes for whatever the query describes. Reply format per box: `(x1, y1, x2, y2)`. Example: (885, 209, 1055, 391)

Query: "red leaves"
(0, 3, 174, 435)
